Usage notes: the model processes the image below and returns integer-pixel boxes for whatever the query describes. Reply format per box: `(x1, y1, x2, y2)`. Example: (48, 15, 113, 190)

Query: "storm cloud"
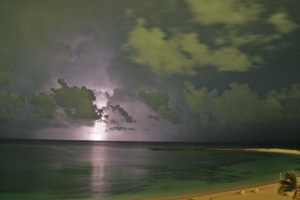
(0, 0, 299, 141)
(184, 82, 300, 140)
(139, 90, 180, 124)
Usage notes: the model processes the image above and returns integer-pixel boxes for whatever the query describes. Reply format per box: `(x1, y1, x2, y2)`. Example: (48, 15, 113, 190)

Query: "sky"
(0, 0, 299, 142)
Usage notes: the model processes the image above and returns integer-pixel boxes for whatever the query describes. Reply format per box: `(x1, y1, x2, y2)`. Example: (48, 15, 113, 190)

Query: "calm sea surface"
(0, 140, 299, 200)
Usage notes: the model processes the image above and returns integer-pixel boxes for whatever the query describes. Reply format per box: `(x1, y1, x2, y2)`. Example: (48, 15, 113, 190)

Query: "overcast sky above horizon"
(0, 0, 299, 142)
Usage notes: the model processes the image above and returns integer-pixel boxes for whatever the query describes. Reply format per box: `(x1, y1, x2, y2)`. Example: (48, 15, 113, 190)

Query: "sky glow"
(92, 120, 106, 141)
(0, 0, 299, 142)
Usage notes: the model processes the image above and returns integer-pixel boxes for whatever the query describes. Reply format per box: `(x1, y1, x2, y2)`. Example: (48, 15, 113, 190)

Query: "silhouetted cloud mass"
(51, 79, 100, 119)
(139, 90, 180, 124)
(109, 105, 135, 123)
(0, 0, 299, 141)
(184, 82, 300, 129)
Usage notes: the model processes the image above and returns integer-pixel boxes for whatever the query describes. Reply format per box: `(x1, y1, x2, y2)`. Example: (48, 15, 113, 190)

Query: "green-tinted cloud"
(29, 93, 56, 119)
(184, 82, 300, 129)
(0, 89, 26, 121)
(184, 82, 218, 116)
(266, 84, 300, 119)
(139, 90, 180, 124)
(186, 0, 262, 25)
(158, 105, 180, 124)
(0, 57, 28, 121)
(0, 57, 13, 87)
(124, 1, 299, 77)
(139, 90, 169, 110)
(124, 18, 195, 76)
(266, 12, 299, 34)
(51, 79, 99, 119)
(124, 19, 260, 76)
(179, 33, 255, 71)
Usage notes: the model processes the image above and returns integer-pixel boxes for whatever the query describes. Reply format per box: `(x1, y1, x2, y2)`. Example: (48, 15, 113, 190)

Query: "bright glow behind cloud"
(92, 120, 107, 141)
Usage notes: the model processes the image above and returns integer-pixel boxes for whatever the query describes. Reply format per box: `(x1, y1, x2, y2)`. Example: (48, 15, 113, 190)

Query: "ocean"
(0, 140, 299, 200)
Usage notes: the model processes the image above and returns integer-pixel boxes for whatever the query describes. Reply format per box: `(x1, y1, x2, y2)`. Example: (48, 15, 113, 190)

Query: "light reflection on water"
(90, 145, 110, 196)
(89, 143, 151, 199)
(0, 140, 299, 200)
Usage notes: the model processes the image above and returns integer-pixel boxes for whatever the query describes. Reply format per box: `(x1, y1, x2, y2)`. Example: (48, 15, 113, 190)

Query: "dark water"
(0, 140, 299, 200)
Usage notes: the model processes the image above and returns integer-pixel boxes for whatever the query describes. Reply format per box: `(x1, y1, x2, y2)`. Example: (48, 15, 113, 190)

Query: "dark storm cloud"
(0, 90, 27, 121)
(102, 87, 181, 140)
(100, 104, 135, 129)
(105, 88, 180, 125)
(124, 5, 298, 77)
(105, 88, 136, 104)
(109, 105, 135, 123)
(108, 126, 135, 131)
(0, 77, 105, 138)
(0, 56, 30, 122)
(0, 56, 14, 88)
(116, 0, 300, 141)
(0, 0, 299, 141)
(51, 79, 101, 119)
(0, 0, 183, 139)
(29, 93, 56, 119)
(122, 0, 300, 90)
(0, 0, 126, 93)
(183, 82, 300, 140)
(148, 115, 159, 121)
(139, 90, 180, 124)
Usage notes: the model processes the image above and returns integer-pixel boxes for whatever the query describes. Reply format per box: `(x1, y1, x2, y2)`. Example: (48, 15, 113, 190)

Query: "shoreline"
(245, 148, 300, 155)
(145, 148, 300, 200)
(146, 175, 300, 200)
(150, 148, 300, 155)
(146, 181, 288, 200)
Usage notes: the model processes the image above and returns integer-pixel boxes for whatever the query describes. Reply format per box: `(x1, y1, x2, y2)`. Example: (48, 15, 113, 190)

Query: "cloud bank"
(184, 82, 300, 135)
(0, 0, 299, 141)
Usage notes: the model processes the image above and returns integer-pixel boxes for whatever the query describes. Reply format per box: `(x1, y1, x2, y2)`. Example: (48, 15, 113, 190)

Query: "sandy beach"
(245, 148, 300, 155)
(149, 182, 290, 200)
(147, 148, 300, 200)
(181, 183, 288, 200)
(150, 148, 300, 155)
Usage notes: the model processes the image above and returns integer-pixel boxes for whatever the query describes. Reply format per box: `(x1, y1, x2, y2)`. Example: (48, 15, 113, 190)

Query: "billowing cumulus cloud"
(139, 90, 180, 124)
(101, 88, 181, 139)
(0, 0, 299, 141)
(124, 18, 195, 76)
(267, 12, 299, 34)
(29, 93, 56, 119)
(0, 90, 27, 121)
(108, 105, 135, 123)
(178, 33, 257, 71)
(124, 1, 299, 76)
(124, 19, 258, 75)
(102, 91, 137, 129)
(184, 82, 300, 132)
(0, 78, 104, 123)
(213, 32, 282, 49)
(186, 0, 262, 25)
(51, 79, 100, 119)
(0, 0, 118, 94)
(0, 57, 28, 121)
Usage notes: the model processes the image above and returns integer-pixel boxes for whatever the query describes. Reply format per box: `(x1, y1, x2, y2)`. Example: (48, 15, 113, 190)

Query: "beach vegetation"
(278, 171, 299, 200)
